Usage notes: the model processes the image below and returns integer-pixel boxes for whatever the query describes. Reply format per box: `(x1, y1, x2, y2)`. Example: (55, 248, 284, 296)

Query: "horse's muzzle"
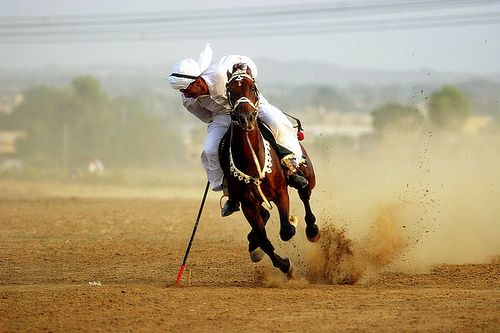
(243, 124, 255, 132)
(238, 119, 254, 132)
(236, 111, 257, 132)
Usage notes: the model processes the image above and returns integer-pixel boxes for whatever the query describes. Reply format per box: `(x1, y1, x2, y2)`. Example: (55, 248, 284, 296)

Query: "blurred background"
(0, 0, 499, 191)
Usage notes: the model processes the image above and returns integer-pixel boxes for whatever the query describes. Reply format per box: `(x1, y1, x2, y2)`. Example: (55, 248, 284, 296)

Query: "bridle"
(225, 65, 273, 209)
(226, 66, 260, 126)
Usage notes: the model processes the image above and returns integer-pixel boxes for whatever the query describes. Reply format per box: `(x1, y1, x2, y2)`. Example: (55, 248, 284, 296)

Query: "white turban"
(167, 43, 213, 90)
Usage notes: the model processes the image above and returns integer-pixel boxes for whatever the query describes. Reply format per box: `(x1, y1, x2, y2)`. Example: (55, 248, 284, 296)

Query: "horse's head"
(226, 63, 260, 132)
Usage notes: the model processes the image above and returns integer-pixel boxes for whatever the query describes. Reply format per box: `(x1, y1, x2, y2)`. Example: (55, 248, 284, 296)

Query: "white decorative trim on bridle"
(227, 70, 254, 84)
(231, 96, 259, 111)
(227, 66, 273, 209)
(227, 67, 260, 113)
(229, 133, 272, 186)
(228, 128, 273, 210)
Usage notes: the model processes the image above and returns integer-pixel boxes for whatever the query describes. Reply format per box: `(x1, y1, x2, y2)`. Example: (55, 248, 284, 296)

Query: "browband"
(170, 73, 198, 80)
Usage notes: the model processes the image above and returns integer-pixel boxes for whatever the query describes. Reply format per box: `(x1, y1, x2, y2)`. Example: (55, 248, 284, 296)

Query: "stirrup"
(221, 199, 240, 217)
(281, 155, 308, 189)
(281, 154, 298, 174)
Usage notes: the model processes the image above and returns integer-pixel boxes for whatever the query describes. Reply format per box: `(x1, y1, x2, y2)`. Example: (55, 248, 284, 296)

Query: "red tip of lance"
(297, 131, 305, 141)
(175, 264, 186, 285)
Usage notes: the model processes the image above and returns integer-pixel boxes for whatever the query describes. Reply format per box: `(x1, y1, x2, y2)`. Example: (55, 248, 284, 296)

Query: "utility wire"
(0, 0, 499, 43)
(2, 17, 498, 44)
(2, 11, 499, 37)
(1, 0, 497, 27)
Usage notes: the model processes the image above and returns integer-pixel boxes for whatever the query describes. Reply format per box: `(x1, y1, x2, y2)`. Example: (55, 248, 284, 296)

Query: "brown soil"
(0, 196, 498, 332)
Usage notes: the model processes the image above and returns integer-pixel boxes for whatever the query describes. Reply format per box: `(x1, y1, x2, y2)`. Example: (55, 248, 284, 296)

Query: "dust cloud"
(279, 129, 500, 284)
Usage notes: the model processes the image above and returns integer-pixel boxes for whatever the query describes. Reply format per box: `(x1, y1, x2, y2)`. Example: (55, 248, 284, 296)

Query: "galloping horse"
(219, 63, 319, 277)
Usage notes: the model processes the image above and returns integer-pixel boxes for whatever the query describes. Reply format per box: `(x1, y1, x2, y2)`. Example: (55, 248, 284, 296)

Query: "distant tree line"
(371, 85, 472, 133)
(263, 80, 499, 125)
(1, 76, 174, 169)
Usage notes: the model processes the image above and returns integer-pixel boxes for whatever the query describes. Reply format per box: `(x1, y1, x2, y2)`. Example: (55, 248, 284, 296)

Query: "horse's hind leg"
(299, 186, 320, 242)
(247, 231, 264, 262)
(243, 205, 293, 277)
(247, 207, 269, 263)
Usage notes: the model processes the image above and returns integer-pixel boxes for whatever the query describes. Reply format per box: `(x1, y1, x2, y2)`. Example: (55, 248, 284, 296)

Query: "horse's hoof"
(306, 225, 320, 242)
(249, 248, 264, 263)
(307, 233, 321, 242)
(280, 225, 296, 242)
(289, 215, 299, 227)
(285, 259, 295, 279)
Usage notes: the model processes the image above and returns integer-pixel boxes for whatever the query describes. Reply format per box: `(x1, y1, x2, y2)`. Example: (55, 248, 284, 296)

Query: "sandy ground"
(0, 188, 498, 332)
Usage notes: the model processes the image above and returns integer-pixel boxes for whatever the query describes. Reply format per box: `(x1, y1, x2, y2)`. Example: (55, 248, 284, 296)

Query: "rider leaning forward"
(167, 43, 308, 217)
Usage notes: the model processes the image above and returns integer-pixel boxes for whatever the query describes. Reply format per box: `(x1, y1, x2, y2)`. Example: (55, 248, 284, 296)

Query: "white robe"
(182, 55, 302, 191)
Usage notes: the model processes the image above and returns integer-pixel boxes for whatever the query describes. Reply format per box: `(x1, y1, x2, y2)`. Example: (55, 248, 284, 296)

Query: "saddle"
(218, 120, 293, 171)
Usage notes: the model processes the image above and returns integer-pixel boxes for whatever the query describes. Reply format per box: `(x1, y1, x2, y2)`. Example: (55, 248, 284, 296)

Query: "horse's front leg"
(276, 190, 296, 242)
(242, 203, 293, 277)
(247, 206, 269, 263)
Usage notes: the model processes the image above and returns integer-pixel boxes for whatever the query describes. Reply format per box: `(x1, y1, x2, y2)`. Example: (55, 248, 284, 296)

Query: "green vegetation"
(370, 85, 475, 134)
(1, 74, 494, 186)
(2, 76, 173, 171)
(427, 85, 470, 130)
(371, 103, 423, 132)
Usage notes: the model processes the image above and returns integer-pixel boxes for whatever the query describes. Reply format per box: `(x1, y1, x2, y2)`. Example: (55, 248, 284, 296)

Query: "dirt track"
(0, 195, 498, 332)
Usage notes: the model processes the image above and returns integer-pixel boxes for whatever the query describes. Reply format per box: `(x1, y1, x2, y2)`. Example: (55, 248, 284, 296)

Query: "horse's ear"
(227, 70, 232, 80)
(246, 66, 253, 77)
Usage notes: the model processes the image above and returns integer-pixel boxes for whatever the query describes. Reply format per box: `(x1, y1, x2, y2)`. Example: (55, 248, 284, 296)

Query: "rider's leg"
(201, 115, 240, 217)
(257, 100, 308, 189)
(201, 118, 228, 191)
(281, 154, 309, 189)
(259, 123, 308, 189)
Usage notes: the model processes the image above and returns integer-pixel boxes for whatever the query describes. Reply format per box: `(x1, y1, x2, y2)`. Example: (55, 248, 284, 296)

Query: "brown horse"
(220, 63, 319, 277)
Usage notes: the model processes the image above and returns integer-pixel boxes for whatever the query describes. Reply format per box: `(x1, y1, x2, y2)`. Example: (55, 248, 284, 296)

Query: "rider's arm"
(182, 97, 214, 124)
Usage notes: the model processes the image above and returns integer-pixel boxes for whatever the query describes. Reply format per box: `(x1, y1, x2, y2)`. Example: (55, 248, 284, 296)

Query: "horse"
(219, 62, 320, 277)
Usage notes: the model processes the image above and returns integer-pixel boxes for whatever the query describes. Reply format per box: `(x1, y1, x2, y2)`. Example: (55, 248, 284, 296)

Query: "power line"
(1, 0, 497, 26)
(0, 0, 499, 44)
(2, 11, 499, 37)
(2, 17, 498, 44)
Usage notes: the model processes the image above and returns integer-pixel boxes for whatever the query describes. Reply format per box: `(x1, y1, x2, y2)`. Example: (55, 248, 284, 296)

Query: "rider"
(167, 43, 308, 217)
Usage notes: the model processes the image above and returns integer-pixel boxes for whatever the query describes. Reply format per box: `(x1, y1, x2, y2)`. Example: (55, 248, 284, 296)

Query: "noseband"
(226, 67, 260, 120)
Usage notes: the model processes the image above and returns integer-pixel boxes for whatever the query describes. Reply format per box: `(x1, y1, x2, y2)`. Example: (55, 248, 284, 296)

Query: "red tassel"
(297, 130, 305, 141)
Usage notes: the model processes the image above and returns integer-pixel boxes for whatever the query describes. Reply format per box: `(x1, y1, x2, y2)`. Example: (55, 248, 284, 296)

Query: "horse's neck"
(231, 125, 266, 175)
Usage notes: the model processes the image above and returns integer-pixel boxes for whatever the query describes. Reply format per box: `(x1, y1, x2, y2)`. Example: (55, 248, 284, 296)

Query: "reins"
(227, 66, 272, 210)
(228, 124, 273, 210)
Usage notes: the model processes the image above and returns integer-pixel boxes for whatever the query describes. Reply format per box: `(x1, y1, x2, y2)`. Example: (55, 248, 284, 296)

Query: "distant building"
(463, 115, 494, 134)
(0, 131, 26, 154)
(0, 93, 24, 114)
(306, 112, 373, 139)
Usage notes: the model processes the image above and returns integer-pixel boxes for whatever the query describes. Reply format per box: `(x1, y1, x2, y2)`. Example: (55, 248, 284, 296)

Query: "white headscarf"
(167, 43, 213, 90)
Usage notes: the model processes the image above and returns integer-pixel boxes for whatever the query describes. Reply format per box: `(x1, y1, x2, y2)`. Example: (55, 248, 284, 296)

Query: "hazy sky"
(1, 0, 499, 75)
